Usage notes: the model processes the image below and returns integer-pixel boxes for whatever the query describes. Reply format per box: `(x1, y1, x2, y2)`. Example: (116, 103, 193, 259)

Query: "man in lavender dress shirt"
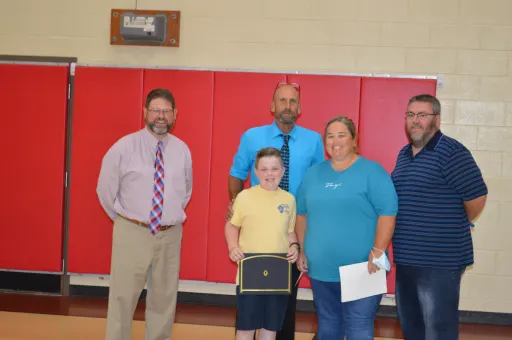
(97, 88, 193, 340)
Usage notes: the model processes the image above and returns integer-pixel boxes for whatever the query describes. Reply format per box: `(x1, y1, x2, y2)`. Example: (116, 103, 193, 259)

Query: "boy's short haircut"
(255, 147, 283, 168)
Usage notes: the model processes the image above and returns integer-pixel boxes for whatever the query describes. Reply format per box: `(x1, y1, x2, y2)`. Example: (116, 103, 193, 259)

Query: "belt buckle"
(160, 224, 174, 231)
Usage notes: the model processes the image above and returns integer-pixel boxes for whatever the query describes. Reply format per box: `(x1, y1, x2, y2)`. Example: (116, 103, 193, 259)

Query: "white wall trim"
(69, 274, 396, 306)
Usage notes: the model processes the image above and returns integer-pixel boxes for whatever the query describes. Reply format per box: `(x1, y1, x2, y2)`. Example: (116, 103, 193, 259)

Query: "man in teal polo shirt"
(227, 81, 324, 340)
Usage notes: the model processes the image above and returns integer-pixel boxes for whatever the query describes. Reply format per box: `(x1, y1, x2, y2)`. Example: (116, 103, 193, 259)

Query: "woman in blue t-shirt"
(296, 115, 398, 340)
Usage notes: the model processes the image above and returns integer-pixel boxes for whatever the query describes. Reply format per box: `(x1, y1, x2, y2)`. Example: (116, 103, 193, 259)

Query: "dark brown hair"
(324, 115, 357, 139)
(145, 88, 176, 109)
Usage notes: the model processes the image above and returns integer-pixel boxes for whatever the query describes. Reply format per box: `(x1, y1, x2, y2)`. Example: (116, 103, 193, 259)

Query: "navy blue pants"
(310, 278, 382, 339)
(235, 286, 289, 332)
(395, 264, 465, 340)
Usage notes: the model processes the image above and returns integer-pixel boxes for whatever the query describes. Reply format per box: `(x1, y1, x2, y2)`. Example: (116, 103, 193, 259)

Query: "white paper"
(339, 261, 387, 303)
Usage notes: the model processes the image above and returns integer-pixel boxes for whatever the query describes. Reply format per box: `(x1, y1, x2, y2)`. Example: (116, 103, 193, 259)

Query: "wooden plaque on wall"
(110, 9, 180, 47)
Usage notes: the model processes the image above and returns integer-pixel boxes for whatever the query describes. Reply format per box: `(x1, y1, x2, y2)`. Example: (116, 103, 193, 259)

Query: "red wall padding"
(206, 71, 287, 283)
(67, 67, 144, 274)
(0, 62, 437, 297)
(142, 69, 214, 280)
(0, 64, 68, 272)
(358, 77, 437, 173)
(287, 74, 361, 133)
(205, 72, 363, 287)
(358, 77, 437, 293)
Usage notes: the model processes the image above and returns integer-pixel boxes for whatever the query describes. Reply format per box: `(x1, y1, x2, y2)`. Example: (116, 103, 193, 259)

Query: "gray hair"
(408, 94, 441, 115)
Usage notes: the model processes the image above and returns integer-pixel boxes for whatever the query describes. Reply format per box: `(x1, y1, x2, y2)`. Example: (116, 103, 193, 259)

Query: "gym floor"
(0, 292, 510, 339)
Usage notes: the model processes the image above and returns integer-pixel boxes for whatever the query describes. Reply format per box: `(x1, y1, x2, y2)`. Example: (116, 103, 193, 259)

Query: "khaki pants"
(105, 216, 183, 340)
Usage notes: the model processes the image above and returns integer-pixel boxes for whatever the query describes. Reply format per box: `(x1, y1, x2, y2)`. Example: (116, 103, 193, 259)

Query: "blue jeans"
(310, 278, 382, 340)
(395, 264, 465, 340)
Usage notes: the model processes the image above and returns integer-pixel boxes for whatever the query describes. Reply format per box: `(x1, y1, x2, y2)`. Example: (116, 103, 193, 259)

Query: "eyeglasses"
(148, 108, 174, 115)
(274, 81, 301, 95)
(405, 111, 438, 120)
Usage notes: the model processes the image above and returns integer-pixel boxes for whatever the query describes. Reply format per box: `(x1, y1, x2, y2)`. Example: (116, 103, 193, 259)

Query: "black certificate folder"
(239, 253, 291, 295)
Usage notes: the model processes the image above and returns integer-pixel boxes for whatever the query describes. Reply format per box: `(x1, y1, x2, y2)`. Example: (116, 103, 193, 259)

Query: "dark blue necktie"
(279, 134, 290, 191)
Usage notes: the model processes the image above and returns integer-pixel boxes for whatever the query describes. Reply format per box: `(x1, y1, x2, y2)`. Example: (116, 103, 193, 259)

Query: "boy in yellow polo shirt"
(225, 147, 299, 340)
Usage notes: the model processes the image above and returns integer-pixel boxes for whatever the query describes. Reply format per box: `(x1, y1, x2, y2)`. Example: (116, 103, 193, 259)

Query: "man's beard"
(148, 121, 172, 135)
(277, 110, 297, 124)
(407, 121, 437, 146)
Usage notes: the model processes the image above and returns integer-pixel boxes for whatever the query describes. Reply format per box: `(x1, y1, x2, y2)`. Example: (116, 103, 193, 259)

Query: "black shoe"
(312, 333, 317, 340)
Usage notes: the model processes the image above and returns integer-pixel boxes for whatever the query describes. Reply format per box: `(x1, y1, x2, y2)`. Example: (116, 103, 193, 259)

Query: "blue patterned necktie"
(279, 134, 290, 191)
(149, 140, 164, 235)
